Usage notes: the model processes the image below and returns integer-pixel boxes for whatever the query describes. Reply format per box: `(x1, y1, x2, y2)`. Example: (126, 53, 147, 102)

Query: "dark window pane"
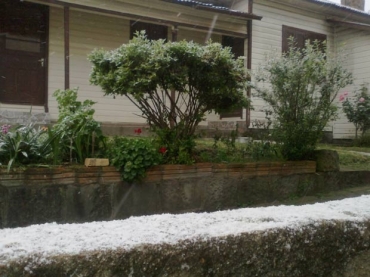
(220, 36, 245, 119)
(282, 25, 327, 53)
(130, 21, 168, 40)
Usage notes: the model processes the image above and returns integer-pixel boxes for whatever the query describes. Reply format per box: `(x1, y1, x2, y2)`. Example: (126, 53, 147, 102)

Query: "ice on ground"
(0, 195, 369, 266)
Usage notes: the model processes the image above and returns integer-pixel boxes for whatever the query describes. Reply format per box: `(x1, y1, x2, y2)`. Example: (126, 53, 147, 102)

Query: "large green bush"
(89, 32, 250, 162)
(253, 40, 352, 160)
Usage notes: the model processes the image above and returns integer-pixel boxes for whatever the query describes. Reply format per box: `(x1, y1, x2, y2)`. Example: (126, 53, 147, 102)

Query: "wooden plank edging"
(0, 161, 317, 185)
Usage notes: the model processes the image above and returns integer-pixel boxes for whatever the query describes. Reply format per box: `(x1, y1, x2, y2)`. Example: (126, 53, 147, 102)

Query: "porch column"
(64, 6, 70, 90)
(246, 0, 253, 127)
(170, 25, 178, 128)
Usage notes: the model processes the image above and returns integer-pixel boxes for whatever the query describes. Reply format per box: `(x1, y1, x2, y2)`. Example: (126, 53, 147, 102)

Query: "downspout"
(246, 0, 253, 128)
(64, 6, 70, 90)
(44, 6, 50, 113)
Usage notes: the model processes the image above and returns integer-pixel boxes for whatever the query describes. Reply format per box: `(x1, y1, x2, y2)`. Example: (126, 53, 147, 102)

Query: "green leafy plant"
(52, 88, 106, 163)
(341, 84, 370, 140)
(107, 137, 163, 183)
(244, 141, 279, 161)
(0, 124, 53, 171)
(89, 32, 250, 162)
(253, 39, 353, 160)
(153, 125, 196, 165)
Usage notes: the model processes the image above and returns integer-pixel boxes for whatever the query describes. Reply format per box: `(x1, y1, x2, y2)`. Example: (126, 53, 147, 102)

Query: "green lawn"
(194, 141, 370, 170)
(318, 144, 370, 171)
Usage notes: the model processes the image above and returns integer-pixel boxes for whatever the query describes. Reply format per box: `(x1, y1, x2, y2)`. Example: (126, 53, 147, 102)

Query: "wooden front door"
(0, 0, 48, 106)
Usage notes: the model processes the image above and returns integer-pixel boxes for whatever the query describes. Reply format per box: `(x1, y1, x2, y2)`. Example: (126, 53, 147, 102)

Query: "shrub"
(0, 123, 53, 171)
(107, 137, 163, 183)
(244, 141, 279, 161)
(353, 134, 370, 147)
(52, 88, 106, 163)
(89, 32, 250, 163)
(341, 84, 370, 139)
(253, 40, 352, 160)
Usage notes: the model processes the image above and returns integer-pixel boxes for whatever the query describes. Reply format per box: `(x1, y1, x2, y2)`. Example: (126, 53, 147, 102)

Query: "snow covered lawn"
(0, 195, 369, 276)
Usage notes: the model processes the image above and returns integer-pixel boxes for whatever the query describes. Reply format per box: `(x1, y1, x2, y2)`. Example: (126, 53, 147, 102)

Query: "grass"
(318, 143, 370, 171)
(318, 143, 370, 153)
(194, 141, 370, 169)
(195, 141, 370, 170)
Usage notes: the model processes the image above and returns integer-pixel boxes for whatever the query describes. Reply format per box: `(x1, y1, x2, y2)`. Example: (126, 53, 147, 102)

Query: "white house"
(1, 0, 369, 139)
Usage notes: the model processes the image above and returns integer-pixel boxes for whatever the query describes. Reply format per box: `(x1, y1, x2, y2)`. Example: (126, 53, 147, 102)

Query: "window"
(282, 25, 327, 53)
(220, 35, 245, 119)
(130, 21, 168, 40)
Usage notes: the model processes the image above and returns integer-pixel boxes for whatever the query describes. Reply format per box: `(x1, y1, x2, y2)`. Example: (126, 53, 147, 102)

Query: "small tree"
(253, 40, 353, 160)
(341, 84, 370, 139)
(89, 32, 249, 162)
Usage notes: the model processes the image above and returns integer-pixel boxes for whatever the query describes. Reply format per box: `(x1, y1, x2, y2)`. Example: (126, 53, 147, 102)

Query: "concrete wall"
(1, 164, 370, 229)
(2, 220, 370, 277)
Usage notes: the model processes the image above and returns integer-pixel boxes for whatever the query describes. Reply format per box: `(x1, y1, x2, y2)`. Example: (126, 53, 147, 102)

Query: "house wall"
(246, 0, 370, 139)
(249, 0, 335, 129)
(5, 0, 367, 139)
(48, 7, 142, 123)
(333, 26, 370, 139)
(47, 6, 231, 126)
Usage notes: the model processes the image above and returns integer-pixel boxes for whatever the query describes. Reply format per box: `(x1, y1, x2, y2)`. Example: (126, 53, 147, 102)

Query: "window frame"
(282, 25, 327, 53)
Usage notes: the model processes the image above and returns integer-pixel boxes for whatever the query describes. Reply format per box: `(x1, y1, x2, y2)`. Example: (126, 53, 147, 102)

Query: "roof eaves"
(326, 18, 370, 31)
(162, 0, 262, 20)
(307, 0, 370, 18)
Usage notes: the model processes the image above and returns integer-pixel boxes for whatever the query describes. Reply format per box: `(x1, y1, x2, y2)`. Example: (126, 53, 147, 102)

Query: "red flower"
(159, 147, 167, 154)
(134, 128, 142, 134)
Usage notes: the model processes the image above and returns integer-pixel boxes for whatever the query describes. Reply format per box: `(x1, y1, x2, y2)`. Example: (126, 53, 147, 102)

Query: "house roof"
(266, 0, 370, 25)
(25, 0, 256, 37)
(309, 0, 370, 16)
(161, 0, 262, 20)
(307, 0, 370, 28)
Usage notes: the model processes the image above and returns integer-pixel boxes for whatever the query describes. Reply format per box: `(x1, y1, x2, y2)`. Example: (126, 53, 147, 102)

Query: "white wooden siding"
(251, 0, 334, 119)
(240, 0, 348, 135)
(332, 26, 370, 139)
(48, 7, 66, 120)
(48, 7, 144, 123)
(48, 6, 237, 124)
